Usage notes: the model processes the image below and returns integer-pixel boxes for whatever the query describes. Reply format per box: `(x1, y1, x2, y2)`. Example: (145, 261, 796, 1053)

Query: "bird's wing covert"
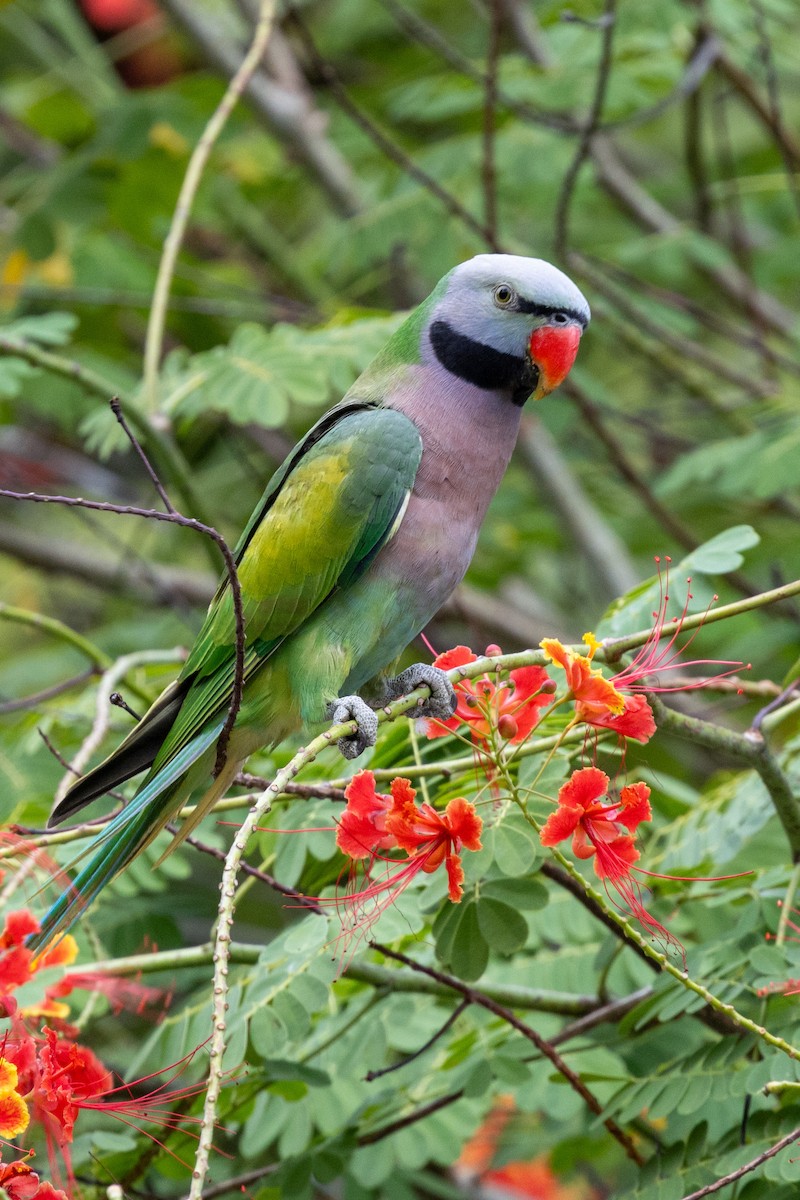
(158, 405, 423, 762)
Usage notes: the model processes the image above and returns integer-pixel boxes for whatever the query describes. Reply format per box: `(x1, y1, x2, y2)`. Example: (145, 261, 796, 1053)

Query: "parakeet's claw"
(328, 695, 379, 760)
(384, 663, 458, 721)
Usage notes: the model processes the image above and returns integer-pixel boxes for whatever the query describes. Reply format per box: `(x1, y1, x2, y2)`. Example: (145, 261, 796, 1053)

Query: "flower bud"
(497, 714, 518, 740)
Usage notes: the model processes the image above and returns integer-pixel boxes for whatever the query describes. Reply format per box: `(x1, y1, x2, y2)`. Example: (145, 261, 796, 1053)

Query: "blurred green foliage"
(1, 0, 800, 1197)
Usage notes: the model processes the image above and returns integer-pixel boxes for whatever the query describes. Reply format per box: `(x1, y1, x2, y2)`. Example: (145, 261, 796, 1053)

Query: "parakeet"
(38, 253, 589, 944)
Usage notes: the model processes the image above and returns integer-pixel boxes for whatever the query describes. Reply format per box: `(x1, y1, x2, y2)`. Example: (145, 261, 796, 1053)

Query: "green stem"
(519, 803, 800, 1063)
(650, 697, 800, 860)
(143, 1, 278, 413)
(776, 861, 800, 946)
(0, 603, 111, 670)
(83, 942, 602, 1015)
(0, 335, 218, 551)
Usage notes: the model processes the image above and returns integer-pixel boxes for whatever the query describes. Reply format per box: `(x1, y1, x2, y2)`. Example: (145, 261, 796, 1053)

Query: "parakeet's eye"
(493, 284, 515, 307)
(551, 311, 571, 325)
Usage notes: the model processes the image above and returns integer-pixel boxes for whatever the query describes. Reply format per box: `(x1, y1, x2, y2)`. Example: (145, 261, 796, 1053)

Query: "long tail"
(32, 719, 225, 950)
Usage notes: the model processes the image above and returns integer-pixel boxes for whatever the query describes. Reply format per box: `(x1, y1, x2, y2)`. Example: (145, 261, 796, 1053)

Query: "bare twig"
(357, 1089, 466, 1145)
(0, 667, 97, 715)
(370, 942, 644, 1164)
(481, 0, 502, 249)
(679, 1123, 800, 1200)
(0, 334, 216, 536)
(143, 0, 278, 414)
(554, 0, 616, 259)
(53, 649, 184, 807)
(364, 999, 469, 1081)
(518, 415, 639, 600)
(288, 7, 496, 247)
(0, 479, 245, 779)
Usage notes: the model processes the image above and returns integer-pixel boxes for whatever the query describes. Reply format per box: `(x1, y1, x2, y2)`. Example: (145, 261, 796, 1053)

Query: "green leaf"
(475, 896, 528, 955)
(444, 899, 489, 981)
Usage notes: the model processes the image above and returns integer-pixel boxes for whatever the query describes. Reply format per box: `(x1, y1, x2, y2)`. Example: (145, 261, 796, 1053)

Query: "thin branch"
(53, 649, 184, 807)
(0, 521, 214, 606)
(564, 379, 700, 550)
(159, 0, 362, 216)
(357, 1089, 465, 1145)
(679, 1123, 800, 1200)
(0, 602, 112, 671)
(143, 0, 278, 414)
(715, 49, 800, 167)
(0, 667, 97, 715)
(518, 415, 639, 600)
(0, 481, 245, 779)
(110, 398, 175, 514)
(288, 7, 496, 247)
(554, 0, 616, 259)
(365, 999, 469, 1080)
(370, 942, 644, 1165)
(588, 136, 795, 338)
(650, 696, 800, 861)
(481, 0, 502, 249)
(0, 334, 217, 538)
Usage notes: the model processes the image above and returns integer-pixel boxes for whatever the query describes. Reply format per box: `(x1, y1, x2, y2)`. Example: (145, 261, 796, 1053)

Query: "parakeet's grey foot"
(328, 695, 379, 760)
(384, 663, 458, 721)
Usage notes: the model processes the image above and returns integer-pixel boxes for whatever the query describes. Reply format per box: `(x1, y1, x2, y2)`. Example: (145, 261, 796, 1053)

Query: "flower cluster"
(424, 644, 555, 746)
(336, 771, 483, 904)
(540, 767, 652, 882)
(541, 636, 657, 744)
(321, 772, 483, 954)
(0, 906, 196, 1189)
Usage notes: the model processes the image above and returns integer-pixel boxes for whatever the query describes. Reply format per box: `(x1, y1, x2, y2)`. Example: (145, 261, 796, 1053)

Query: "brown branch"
(481, 0, 502, 249)
(554, 0, 617, 259)
(365, 998, 469, 1081)
(679, 1123, 800, 1200)
(0, 476, 244, 780)
(287, 6, 496, 247)
(370, 942, 645, 1165)
(563, 379, 698, 550)
(167, 825, 324, 912)
(715, 49, 800, 167)
(539, 862, 739, 1038)
(357, 1089, 465, 1145)
(0, 667, 97, 714)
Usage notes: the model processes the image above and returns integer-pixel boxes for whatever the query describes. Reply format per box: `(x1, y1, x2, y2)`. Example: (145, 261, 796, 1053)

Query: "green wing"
(156, 403, 423, 765)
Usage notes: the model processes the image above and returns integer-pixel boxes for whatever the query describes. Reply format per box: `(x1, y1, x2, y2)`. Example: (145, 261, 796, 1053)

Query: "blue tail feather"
(33, 719, 225, 950)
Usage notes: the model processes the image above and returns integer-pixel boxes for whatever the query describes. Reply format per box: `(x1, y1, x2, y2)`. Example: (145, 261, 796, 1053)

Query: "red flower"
(0, 909, 78, 1019)
(541, 637, 625, 720)
(38, 1028, 112, 1145)
(425, 645, 554, 745)
(540, 768, 650, 881)
(335, 772, 402, 859)
(325, 773, 483, 952)
(540, 768, 684, 955)
(385, 783, 484, 902)
(583, 694, 656, 744)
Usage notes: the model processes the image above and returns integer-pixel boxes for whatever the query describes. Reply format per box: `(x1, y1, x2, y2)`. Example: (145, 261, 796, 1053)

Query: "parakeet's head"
(425, 253, 590, 404)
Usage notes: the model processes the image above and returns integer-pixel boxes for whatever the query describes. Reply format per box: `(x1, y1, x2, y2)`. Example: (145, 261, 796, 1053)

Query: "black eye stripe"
(514, 299, 589, 329)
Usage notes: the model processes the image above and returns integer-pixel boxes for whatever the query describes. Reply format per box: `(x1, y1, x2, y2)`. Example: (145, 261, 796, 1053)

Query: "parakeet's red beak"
(529, 324, 582, 397)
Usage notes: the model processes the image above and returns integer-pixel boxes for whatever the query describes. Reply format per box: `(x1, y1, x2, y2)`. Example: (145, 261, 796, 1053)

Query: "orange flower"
(540, 767, 650, 882)
(0, 1088, 30, 1139)
(324, 773, 483, 952)
(541, 637, 625, 719)
(540, 768, 684, 955)
(385, 782, 483, 902)
(425, 645, 554, 745)
(37, 1028, 113, 1146)
(0, 909, 78, 1020)
(0, 1158, 68, 1200)
(335, 771, 403, 860)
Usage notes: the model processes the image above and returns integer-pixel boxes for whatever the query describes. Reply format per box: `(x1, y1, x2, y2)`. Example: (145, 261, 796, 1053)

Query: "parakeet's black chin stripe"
(430, 319, 539, 406)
